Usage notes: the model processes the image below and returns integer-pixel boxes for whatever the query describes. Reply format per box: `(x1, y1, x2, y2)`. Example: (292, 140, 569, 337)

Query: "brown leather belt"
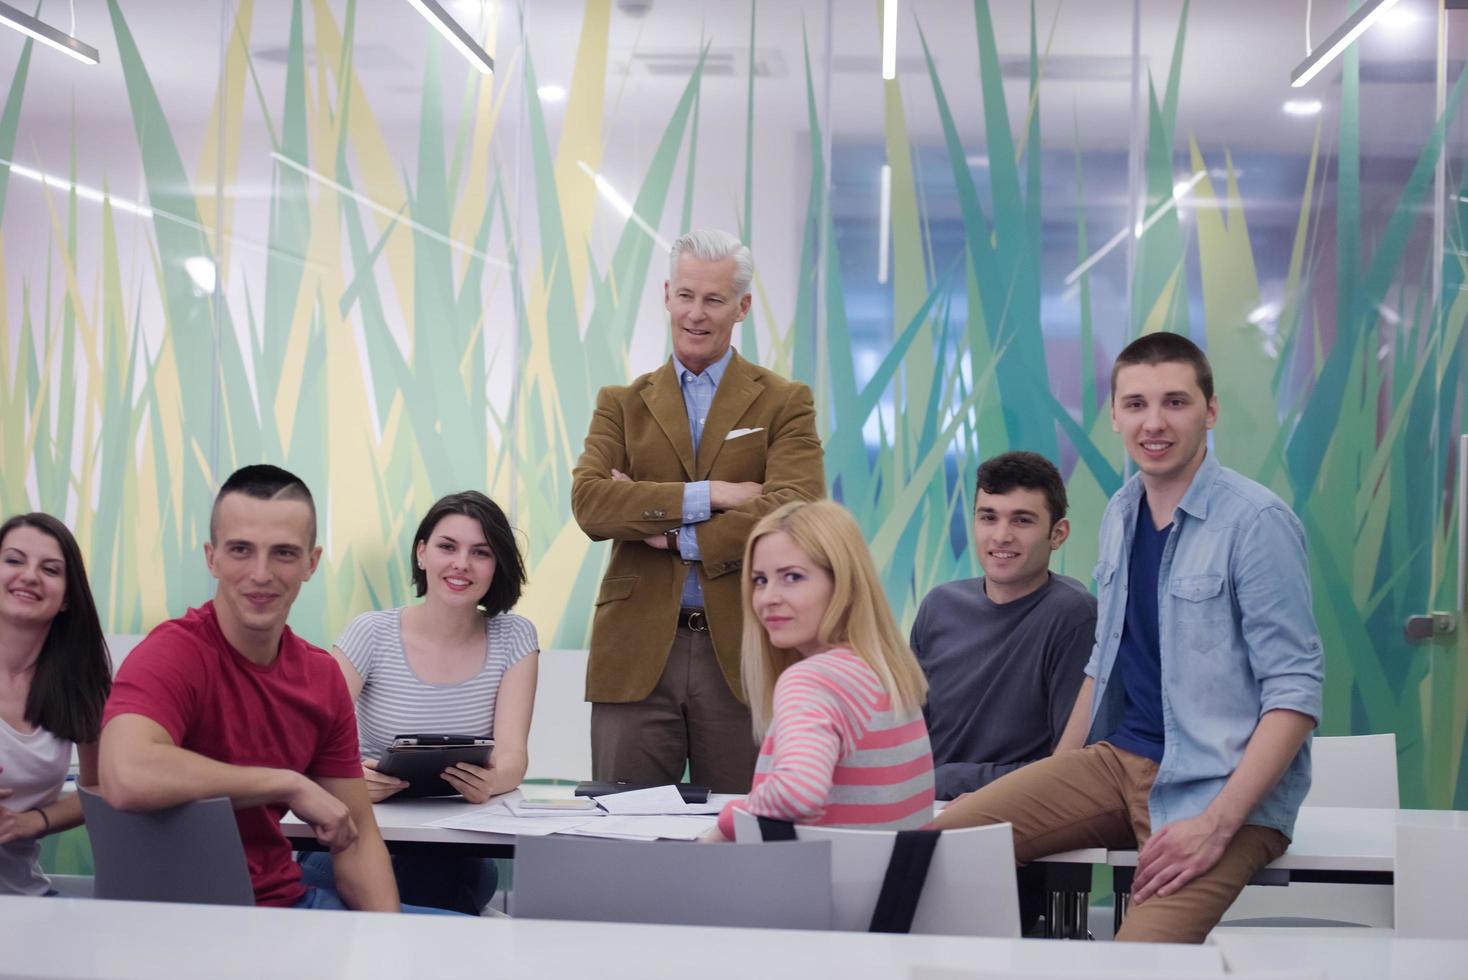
(678, 608, 709, 632)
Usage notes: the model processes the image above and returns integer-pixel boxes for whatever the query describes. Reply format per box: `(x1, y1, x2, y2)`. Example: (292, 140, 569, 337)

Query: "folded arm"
(99, 713, 358, 852)
(571, 388, 688, 541)
(0, 743, 99, 844)
(319, 775, 399, 912)
(687, 384, 825, 572)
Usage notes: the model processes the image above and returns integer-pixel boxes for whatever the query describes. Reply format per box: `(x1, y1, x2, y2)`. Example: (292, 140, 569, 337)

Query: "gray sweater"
(910, 573, 1096, 800)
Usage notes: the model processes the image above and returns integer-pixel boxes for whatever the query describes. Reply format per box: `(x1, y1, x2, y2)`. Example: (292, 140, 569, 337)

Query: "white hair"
(669, 228, 754, 299)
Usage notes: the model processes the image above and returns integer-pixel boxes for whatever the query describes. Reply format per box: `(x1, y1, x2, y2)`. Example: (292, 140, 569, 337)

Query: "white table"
(284, 794, 521, 856)
(0, 896, 1227, 979)
(1107, 807, 1399, 934)
(1212, 930, 1468, 979)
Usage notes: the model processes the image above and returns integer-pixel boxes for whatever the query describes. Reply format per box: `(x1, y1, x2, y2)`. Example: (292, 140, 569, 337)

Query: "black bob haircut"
(1111, 331, 1214, 403)
(0, 513, 112, 743)
(211, 464, 317, 546)
(974, 451, 1068, 525)
(411, 491, 527, 619)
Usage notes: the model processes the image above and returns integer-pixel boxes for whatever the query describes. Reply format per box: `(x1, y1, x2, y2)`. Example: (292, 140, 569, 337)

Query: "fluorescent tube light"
(1283, 99, 1324, 116)
(881, 0, 898, 80)
(270, 151, 509, 268)
(1291, 0, 1401, 88)
(404, 0, 494, 74)
(1064, 170, 1204, 286)
(877, 164, 892, 285)
(576, 160, 670, 252)
(0, 1, 98, 65)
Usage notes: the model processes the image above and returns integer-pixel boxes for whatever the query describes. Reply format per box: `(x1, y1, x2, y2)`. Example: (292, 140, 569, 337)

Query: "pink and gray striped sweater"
(718, 649, 935, 838)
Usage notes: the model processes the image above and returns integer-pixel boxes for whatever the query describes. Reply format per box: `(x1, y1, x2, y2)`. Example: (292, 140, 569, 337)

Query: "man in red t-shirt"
(100, 465, 399, 910)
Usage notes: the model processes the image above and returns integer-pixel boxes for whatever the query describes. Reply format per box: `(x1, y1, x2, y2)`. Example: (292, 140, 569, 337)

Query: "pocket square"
(725, 427, 764, 441)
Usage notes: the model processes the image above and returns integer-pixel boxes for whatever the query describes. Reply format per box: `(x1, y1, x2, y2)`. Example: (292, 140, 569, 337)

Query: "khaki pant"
(590, 620, 759, 794)
(933, 741, 1288, 943)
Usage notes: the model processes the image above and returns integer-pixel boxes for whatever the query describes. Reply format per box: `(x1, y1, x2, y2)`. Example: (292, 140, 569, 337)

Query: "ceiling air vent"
(616, 47, 788, 78)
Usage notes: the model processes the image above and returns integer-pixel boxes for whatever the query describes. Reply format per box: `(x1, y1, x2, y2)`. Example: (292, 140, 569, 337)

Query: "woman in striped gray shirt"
(300, 491, 539, 914)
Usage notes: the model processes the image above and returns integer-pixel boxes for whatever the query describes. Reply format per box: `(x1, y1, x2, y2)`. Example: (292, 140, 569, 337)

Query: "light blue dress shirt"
(673, 346, 733, 609)
(1084, 452, 1325, 839)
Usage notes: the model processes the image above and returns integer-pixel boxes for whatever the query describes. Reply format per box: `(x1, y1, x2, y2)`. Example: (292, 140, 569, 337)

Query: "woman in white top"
(0, 513, 111, 896)
(300, 491, 539, 913)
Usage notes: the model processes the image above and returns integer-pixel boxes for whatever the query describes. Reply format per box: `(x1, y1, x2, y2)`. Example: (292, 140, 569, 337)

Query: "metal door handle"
(1405, 612, 1458, 641)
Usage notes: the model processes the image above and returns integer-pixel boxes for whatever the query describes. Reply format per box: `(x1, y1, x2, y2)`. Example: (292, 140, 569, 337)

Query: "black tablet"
(377, 735, 493, 798)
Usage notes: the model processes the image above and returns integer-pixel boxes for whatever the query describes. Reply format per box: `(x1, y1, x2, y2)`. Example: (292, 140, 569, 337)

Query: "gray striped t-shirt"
(336, 608, 539, 759)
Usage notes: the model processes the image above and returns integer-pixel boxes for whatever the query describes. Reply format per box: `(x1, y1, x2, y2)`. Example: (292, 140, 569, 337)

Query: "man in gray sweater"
(910, 451, 1096, 802)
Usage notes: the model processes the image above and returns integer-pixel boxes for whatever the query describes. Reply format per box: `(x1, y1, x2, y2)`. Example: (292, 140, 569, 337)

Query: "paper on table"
(427, 809, 596, 837)
(503, 797, 604, 818)
(591, 784, 690, 815)
(561, 815, 717, 841)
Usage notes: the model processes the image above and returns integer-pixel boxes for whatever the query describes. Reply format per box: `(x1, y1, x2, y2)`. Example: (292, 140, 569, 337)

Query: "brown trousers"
(934, 741, 1288, 943)
(590, 621, 759, 794)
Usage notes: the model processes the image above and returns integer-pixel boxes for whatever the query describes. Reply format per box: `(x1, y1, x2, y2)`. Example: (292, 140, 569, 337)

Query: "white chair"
(1303, 734, 1399, 808)
(79, 787, 254, 906)
(1215, 733, 1398, 930)
(103, 633, 147, 673)
(512, 833, 833, 929)
(1394, 818, 1468, 939)
(732, 809, 1020, 937)
(523, 648, 591, 781)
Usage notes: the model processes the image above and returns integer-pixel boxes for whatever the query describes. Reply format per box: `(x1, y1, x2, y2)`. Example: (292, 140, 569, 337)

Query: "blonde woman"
(713, 501, 933, 840)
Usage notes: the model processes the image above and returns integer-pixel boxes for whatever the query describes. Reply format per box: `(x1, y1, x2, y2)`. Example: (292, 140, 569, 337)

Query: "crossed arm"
(0, 743, 98, 844)
(570, 382, 824, 569)
(99, 714, 399, 911)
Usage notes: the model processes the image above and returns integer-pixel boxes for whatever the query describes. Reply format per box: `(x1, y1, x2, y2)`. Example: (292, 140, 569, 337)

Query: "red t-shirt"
(103, 601, 361, 907)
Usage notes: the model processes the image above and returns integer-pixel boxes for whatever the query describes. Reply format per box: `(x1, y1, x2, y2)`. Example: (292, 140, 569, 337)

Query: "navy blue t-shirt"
(1106, 496, 1171, 762)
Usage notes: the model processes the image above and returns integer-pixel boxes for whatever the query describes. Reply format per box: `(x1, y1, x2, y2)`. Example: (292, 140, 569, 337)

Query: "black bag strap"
(756, 816, 799, 841)
(867, 829, 942, 934)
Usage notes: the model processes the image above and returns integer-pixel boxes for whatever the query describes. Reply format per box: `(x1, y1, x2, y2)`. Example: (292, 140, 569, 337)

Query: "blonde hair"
(740, 500, 928, 738)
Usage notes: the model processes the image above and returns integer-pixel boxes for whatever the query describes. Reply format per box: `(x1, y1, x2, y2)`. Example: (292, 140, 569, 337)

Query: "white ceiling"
(0, 0, 1458, 158)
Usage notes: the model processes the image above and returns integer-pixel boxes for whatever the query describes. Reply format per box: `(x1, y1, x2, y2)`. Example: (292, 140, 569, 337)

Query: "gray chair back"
(79, 786, 254, 906)
(512, 834, 833, 929)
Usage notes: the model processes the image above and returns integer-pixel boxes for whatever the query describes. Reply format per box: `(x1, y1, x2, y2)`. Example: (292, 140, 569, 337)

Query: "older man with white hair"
(571, 229, 825, 792)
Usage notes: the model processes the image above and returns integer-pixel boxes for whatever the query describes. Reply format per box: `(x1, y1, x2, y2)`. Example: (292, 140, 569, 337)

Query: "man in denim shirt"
(936, 333, 1323, 943)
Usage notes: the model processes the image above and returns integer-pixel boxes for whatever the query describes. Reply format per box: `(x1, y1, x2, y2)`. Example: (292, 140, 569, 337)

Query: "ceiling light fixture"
(1291, 0, 1401, 87)
(1283, 99, 1323, 116)
(881, 0, 898, 80)
(404, 0, 494, 74)
(576, 160, 670, 251)
(0, 0, 99, 65)
(537, 84, 567, 103)
(1064, 171, 1205, 286)
(877, 164, 892, 285)
(270, 151, 508, 267)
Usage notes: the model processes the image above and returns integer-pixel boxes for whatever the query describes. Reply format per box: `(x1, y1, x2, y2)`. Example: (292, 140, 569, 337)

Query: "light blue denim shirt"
(1084, 452, 1324, 839)
(672, 346, 733, 609)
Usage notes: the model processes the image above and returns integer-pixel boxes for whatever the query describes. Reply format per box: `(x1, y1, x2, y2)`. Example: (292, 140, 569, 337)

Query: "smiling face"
(415, 513, 497, 610)
(665, 253, 752, 375)
(749, 530, 835, 658)
(204, 492, 321, 649)
(1111, 359, 1218, 491)
(973, 487, 1068, 604)
(0, 524, 67, 629)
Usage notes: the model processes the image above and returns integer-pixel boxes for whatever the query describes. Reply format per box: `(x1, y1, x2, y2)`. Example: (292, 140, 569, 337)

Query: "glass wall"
(1, 0, 1464, 805)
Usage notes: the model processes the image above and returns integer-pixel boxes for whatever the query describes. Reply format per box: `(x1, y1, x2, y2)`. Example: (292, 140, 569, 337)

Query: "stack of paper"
(592, 785, 728, 817)
(560, 815, 717, 842)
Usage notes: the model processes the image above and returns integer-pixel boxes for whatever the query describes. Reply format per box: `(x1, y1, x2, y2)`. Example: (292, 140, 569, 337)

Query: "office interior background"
(0, 0, 1463, 834)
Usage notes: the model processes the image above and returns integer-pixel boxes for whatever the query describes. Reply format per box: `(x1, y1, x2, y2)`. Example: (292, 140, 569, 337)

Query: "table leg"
(1112, 865, 1134, 936)
(1041, 862, 1093, 939)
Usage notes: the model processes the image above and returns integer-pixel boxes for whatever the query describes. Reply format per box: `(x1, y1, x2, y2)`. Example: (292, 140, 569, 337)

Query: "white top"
(0, 896, 1226, 979)
(0, 717, 69, 895)
(337, 609, 538, 758)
